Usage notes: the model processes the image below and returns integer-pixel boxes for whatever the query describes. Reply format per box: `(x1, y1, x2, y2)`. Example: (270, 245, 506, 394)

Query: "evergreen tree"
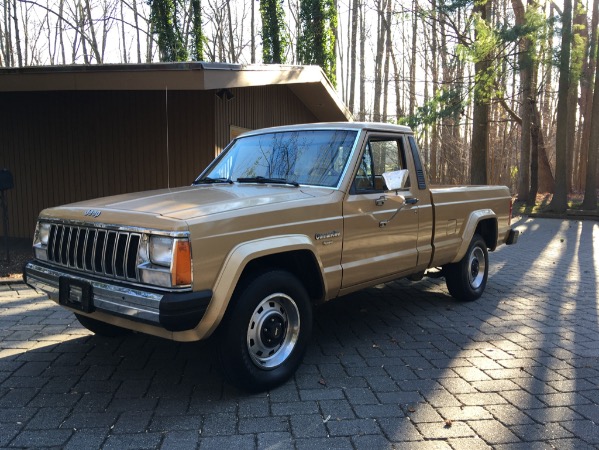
(297, 0, 337, 85)
(190, 0, 204, 61)
(149, 0, 188, 62)
(260, 0, 288, 64)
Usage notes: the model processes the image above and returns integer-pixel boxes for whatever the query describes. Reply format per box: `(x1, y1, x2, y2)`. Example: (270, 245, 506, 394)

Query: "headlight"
(149, 236, 174, 266)
(33, 222, 51, 261)
(38, 223, 51, 246)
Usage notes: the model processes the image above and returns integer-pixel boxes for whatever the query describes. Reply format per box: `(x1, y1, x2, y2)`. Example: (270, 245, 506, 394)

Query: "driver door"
(341, 135, 419, 288)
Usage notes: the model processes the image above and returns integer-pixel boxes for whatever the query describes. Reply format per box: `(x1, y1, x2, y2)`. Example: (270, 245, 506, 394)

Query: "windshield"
(198, 130, 358, 188)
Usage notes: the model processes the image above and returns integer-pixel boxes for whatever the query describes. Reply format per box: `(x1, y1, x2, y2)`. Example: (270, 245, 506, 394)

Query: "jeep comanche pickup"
(24, 122, 518, 391)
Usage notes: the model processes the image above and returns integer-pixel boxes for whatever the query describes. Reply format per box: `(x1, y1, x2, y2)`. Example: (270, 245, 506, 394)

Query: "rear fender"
(451, 209, 497, 263)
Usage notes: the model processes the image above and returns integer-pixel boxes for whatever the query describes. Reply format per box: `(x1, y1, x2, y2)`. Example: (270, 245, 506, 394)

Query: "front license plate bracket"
(59, 277, 94, 313)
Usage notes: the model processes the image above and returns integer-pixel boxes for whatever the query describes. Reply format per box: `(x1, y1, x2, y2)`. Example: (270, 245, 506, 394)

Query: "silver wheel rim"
(468, 246, 486, 290)
(246, 293, 300, 370)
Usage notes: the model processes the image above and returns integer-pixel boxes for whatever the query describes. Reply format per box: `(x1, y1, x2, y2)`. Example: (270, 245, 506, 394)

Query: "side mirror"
(382, 169, 409, 191)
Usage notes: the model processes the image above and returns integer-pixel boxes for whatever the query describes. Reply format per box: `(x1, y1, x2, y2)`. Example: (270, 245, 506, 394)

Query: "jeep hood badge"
(84, 209, 102, 218)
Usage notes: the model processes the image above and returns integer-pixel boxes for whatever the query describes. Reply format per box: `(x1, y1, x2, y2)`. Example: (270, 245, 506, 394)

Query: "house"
(0, 63, 351, 238)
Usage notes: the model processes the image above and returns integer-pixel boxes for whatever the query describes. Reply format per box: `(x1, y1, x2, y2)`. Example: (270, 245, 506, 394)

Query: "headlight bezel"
(138, 234, 192, 288)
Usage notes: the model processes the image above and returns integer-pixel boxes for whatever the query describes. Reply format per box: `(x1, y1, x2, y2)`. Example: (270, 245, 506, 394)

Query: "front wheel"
(215, 270, 313, 392)
(444, 233, 489, 302)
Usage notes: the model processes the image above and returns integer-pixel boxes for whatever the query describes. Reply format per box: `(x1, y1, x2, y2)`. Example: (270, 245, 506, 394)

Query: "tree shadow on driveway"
(1, 217, 597, 448)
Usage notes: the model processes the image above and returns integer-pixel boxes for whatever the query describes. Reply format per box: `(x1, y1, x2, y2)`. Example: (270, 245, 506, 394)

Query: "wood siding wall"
(214, 85, 318, 153)
(1, 85, 321, 238)
(0, 90, 214, 238)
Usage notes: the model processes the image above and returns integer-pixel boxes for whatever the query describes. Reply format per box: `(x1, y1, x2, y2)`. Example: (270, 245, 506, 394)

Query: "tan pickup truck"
(24, 122, 518, 391)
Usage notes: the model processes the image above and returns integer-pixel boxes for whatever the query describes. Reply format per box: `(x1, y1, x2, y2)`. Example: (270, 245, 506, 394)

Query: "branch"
(18, 0, 152, 39)
(496, 94, 522, 124)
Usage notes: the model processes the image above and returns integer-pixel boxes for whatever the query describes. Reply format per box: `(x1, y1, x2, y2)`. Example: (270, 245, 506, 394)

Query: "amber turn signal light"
(172, 240, 192, 286)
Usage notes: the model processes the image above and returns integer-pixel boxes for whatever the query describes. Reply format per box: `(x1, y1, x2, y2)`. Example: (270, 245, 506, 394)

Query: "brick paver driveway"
(1, 217, 598, 449)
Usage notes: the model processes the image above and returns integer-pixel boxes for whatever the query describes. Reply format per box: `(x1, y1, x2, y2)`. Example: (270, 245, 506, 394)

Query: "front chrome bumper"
(24, 261, 211, 332)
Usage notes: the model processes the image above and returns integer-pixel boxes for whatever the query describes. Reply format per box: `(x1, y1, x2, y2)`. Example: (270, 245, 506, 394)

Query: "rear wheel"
(216, 270, 312, 392)
(444, 233, 489, 302)
(75, 314, 132, 337)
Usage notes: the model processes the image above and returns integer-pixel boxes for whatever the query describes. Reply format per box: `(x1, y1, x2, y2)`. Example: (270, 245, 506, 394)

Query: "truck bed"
(429, 185, 513, 267)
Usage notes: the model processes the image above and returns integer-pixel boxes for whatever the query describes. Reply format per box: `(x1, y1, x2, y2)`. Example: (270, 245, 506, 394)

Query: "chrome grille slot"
(47, 223, 142, 282)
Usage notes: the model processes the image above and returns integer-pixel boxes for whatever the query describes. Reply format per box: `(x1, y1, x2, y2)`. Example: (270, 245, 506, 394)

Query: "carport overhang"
(0, 62, 353, 122)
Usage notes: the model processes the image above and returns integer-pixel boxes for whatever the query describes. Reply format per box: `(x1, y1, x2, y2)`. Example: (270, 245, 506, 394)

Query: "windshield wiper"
(193, 177, 233, 185)
(236, 176, 299, 187)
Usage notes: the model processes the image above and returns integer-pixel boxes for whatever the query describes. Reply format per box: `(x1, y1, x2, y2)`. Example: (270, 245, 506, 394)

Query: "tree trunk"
(409, 0, 417, 116)
(3, 0, 13, 66)
(440, 16, 453, 183)
(566, 0, 584, 192)
(430, 0, 438, 183)
(348, 0, 358, 115)
(470, 1, 490, 185)
(528, 14, 542, 201)
(390, 49, 402, 121)
(84, 0, 101, 62)
(511, 0, 530, 201)
(77, 1, 89, 64)
(372, 0, 387, 122)
(251, 0, 255, 63)
(132, 0, 141, 63)
(578, 0, 598, 192)
(548, 0, 573, 212)
(226, 0, 236, 62)
(541, 2, 555, 159)
(581, 0, 599, 209)
(382, 0, 392, 122)
(120, 1, 128, 63)
(358, 0, 365, 121)
(11, 0, 22, 66)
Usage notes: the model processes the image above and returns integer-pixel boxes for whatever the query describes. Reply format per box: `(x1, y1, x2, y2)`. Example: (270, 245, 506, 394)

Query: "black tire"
(444, 233, 489, 302)
(75, 313, 132, 337)
(215, 270, 313, 392)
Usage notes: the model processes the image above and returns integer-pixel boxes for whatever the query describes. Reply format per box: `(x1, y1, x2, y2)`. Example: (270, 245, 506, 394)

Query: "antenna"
(165, 86, 170, 189)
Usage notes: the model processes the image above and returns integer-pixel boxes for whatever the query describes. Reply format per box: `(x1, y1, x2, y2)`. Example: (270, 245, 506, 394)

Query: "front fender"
(451, 209, 497, 263)
(172, 234, 323, 341)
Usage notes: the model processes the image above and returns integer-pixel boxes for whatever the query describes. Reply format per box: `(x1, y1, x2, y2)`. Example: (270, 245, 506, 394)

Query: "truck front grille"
(47, 224, 141, 281)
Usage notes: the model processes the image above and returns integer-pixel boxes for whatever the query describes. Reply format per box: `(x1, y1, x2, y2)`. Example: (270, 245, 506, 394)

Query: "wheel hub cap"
(261, 315, 286, 348)
(468, 247, 486, 289)
(246, 293, 301, 370)
(471, 259, 480, 278)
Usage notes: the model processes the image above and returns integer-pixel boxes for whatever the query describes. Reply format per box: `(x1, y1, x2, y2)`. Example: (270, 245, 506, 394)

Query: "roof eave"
(0, 62, 353, 122)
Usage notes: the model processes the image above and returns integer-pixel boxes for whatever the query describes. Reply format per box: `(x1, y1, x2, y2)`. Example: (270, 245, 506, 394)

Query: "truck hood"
(66, 184, 328, 221)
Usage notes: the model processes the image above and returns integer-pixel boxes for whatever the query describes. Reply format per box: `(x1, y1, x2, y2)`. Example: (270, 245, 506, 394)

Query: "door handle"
(375, 196, 386, 206)
(405, 198, 419, 205)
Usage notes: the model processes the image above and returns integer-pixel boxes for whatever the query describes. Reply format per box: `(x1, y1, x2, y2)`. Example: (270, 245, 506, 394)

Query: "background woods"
(0, 0, 597, 211)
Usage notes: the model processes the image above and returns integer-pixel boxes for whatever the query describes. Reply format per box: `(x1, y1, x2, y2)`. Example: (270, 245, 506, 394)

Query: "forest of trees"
(0, 0, 597, 211)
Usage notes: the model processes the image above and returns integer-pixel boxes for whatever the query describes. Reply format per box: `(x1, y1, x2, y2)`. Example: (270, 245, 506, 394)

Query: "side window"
(353, 143, 375, 190)
(352, 138, 410, 193)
